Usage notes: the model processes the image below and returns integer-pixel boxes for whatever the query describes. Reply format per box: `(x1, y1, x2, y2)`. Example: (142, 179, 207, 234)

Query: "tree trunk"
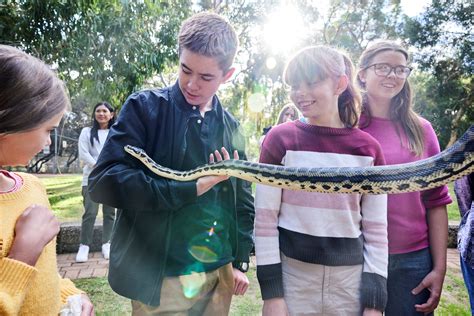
(446, 105, 466, 147)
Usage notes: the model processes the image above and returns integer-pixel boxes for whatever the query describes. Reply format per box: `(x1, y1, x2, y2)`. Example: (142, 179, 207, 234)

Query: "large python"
(124, 125, 474, 194)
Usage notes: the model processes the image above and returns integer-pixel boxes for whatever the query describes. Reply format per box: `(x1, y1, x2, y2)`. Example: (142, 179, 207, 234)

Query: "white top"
(78, 127, 109, 186)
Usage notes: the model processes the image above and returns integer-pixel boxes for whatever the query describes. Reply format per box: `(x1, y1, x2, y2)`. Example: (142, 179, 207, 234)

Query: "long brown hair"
(283, 45, 361, 128)
(357, 41, 424, 156)
(276, 104, 300, 125)
(0, 45, 70, 134)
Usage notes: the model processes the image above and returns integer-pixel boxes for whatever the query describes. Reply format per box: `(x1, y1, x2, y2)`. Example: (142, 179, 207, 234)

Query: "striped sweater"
(255, 120, 388, 310)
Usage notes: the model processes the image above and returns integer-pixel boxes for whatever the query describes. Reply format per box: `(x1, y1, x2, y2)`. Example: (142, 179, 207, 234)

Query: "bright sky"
(260, 0, 432, 55)
(194, 0, 431, 16)
(312, 0, 431, 17)
(400, 0, 431, 17)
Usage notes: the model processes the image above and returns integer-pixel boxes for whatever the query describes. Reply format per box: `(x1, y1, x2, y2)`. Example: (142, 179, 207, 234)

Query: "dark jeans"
(80, 186, 116, 245)
(386, 248, 434, 316)
(461, 257, 474, 315)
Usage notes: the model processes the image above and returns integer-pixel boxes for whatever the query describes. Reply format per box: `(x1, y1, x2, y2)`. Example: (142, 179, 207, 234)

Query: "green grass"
(447, 183, 461, 221)
(73, 277, 132, 315)
(438, 270, 471, 315)
(39, 174, 104, 222)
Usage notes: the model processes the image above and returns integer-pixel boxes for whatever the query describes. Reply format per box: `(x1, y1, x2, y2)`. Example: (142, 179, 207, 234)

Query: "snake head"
(124, 145, 145, 157)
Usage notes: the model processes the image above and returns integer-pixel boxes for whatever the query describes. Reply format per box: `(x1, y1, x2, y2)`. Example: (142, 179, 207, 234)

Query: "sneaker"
(75, 244, 89, 263)
(102, 242, 111, 260)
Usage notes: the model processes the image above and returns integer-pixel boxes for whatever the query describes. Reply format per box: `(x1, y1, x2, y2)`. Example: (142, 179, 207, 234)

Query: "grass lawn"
(39, 174, 96, 222)
(439, 269, 471, 315)
(447, 183, 461, 221)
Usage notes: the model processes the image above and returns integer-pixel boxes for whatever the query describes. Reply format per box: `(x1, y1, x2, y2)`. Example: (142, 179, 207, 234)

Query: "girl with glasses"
(363, 63, 412, 79)
(357, 40, 452, 316)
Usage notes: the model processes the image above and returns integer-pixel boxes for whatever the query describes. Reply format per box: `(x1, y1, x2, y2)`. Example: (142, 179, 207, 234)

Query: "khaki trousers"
(132, 263, 234, 316)
(281, 253, 362, 316)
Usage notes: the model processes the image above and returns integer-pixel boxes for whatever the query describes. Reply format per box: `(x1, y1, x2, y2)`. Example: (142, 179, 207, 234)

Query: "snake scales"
(124, 125, 473, 194)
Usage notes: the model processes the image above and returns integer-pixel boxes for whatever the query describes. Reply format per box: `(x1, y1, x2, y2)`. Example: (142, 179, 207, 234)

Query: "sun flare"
(263, 4, 308, 54)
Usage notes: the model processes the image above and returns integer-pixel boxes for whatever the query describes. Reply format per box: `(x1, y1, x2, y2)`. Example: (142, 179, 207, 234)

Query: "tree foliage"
(0, 0, 190, 111)
(404, 0, 473, 147)
(319, 0, 403, 55)
(1, 0, 191, 170)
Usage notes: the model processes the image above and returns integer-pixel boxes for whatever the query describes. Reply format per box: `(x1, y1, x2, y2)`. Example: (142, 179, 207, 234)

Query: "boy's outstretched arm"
(88, 93, 198, 212)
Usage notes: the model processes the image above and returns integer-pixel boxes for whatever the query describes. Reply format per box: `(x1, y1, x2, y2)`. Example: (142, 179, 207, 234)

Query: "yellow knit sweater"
(0, 172, 82, 315)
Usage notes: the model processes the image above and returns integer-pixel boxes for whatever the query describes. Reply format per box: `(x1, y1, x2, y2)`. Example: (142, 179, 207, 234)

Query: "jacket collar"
(170, 80, 223, 122)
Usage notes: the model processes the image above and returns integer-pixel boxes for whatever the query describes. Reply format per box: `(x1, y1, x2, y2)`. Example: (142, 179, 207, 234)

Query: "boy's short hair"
(178, 12, 238, 73)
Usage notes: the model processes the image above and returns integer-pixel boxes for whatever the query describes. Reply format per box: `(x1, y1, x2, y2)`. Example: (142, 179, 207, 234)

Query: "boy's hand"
(262, 298, 289, 316)
(8, 205, 60, 266)
(232, 268, 249, 295)
(196, 147, 239, 196)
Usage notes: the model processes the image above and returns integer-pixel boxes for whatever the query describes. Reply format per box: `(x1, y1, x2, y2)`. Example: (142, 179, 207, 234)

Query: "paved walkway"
(57, 252, 109, 279)
(58, 248, 462, 280)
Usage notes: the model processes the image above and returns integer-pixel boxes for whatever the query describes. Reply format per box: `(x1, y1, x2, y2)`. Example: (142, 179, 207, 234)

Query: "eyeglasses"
(364, 63, 412, 79)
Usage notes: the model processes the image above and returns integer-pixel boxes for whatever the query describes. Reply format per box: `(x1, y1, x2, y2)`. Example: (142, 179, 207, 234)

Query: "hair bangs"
(284, 52, 328, 87)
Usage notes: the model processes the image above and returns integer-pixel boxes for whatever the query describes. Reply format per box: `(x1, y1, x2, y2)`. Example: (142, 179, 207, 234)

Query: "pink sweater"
(360, 115, 452, 254)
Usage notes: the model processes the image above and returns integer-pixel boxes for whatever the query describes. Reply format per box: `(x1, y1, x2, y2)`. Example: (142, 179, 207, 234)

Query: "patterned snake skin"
(124, 125, 474, 194)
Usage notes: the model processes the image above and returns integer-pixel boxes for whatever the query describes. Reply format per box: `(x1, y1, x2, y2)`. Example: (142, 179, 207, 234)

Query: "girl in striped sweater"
(255, 46, 388, 316)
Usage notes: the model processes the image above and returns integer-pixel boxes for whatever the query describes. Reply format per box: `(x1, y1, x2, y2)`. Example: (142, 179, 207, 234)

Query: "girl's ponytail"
(338, 53, 361, 128)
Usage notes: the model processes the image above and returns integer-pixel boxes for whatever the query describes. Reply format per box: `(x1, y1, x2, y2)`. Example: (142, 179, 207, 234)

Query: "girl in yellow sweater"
(0, 45, 94, 315)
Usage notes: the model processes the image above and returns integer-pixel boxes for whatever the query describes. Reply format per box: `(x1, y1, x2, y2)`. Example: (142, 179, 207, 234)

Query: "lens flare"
(188, 222, 222, 263)
(263, 4, 308, 54)
(179, 270, 207, 299)
(248, 92, 266, 113)
(266, 57, 277, 70)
